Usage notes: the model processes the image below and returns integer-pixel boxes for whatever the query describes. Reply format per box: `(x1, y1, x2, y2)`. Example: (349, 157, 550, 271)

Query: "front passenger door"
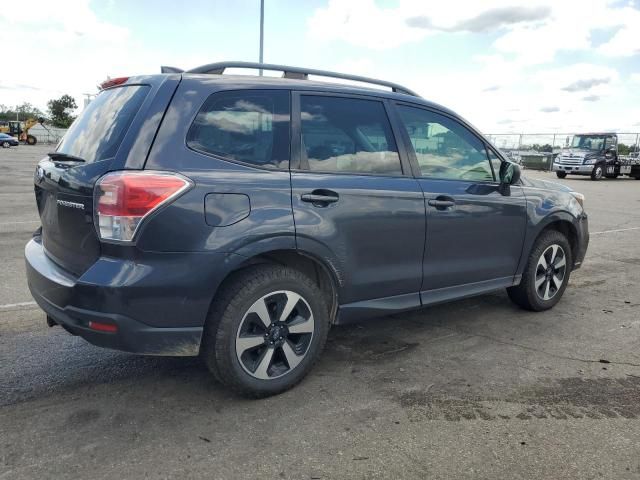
(395, 104, 527, 297)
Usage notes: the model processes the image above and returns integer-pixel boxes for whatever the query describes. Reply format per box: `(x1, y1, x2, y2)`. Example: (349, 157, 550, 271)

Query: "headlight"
(570, 191, 585, 208)
(583, 158, 595, 165)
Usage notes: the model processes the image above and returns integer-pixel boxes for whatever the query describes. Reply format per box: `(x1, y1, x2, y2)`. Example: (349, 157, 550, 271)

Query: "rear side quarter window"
(187, 90, 290, 169)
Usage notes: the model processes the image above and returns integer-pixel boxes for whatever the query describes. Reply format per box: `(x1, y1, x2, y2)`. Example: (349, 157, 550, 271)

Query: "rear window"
(56, 85, 149, 163)
(186, 90, 290, 169)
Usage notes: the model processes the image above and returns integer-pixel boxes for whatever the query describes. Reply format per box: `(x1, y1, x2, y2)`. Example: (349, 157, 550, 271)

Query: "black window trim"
(290, 90, 412, 178)
(392, 101, 502, 184)
(185, 88, 292, 172)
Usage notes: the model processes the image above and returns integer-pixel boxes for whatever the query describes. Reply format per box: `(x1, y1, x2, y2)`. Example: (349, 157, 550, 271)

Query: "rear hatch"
(34, 84, 152, 275)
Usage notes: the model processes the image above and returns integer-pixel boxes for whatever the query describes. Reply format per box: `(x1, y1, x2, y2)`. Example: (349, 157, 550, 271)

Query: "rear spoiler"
(160, 66, 184, 74)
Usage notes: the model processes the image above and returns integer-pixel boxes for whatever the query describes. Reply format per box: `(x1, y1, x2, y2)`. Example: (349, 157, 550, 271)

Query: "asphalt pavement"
(1, 145, 639, 479)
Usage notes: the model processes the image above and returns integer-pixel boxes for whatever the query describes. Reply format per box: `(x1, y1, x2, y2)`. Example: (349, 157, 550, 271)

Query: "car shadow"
(2, 290, 546, 408)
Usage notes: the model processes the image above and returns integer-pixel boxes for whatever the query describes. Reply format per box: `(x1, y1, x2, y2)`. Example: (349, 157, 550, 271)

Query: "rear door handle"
(428, 198, 455, 210)
(301, 190, 339, 206)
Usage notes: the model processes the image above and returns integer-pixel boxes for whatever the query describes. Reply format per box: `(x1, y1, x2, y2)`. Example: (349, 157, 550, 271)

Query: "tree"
(618, 143, 630, 155)
(47, 94, 77, 128)
(16, 102, 45, 120)
(0, 103, 47, 122)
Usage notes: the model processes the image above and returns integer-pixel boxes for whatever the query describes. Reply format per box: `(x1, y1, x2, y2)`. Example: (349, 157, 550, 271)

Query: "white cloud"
(307, 0, 426, 49)
(1, 0, 638, 135)
(0, 0, 132, 110)
(308, 0, 640, 63)
(598, 26, 640, 56)
(305, 0, 640, 132)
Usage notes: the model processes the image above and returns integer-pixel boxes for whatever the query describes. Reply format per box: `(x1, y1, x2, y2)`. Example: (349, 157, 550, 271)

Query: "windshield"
(571, 135, 606, 151)
(56, 85, 149, 163)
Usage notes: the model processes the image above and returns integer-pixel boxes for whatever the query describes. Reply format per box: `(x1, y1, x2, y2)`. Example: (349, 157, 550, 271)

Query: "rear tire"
(507, 230, 572, 311)
(591, 164, 604, 180)
(1, 141, 9, 148)
(201, 265, 330, 398)
(556, 171, 567, 179)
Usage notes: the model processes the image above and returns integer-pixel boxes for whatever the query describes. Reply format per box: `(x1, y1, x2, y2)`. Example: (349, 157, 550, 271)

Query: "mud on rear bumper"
(25, 237, 207, 356)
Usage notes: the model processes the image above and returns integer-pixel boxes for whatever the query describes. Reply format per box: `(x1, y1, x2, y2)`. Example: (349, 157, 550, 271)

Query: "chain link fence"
(29, 125, 67, 145)
(485, 133, 640, 170)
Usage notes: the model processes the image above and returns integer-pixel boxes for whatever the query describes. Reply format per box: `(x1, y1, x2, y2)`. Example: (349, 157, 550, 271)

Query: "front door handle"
(428, 197, 455, 210)
(301, 190, 339, 206)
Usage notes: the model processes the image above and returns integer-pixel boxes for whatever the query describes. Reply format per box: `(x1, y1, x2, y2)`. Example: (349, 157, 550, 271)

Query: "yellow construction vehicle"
(0, 117, 46, 145)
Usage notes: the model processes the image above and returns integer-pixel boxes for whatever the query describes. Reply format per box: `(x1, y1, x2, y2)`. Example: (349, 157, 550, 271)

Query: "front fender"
(518, 185, 584, 276)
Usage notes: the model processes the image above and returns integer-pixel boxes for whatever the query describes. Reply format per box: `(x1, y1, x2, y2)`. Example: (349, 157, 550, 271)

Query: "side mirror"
(498, 161, 521, 195)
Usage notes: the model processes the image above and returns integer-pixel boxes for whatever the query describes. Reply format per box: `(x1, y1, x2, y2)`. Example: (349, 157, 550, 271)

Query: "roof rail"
(178, 61, 419, 97)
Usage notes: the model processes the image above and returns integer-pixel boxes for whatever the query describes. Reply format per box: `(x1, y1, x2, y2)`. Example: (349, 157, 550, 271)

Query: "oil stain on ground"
(397, 376, 640, 421)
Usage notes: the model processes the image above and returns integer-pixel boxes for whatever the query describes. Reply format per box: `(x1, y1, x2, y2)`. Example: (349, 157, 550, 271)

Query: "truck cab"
(553, 133, 619, 180)
(554, 133, 640, 180)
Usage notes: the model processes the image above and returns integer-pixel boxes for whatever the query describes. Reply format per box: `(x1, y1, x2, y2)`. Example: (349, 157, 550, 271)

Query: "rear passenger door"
(394, 104, 526, 297)
(290, 93, 425, 314)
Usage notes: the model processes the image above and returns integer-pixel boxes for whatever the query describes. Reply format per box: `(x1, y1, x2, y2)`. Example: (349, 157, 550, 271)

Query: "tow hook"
(46, 315, 57, 327)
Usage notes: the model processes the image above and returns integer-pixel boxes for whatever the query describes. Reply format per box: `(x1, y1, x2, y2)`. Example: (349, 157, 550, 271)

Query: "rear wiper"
(48, 152, 86, 163)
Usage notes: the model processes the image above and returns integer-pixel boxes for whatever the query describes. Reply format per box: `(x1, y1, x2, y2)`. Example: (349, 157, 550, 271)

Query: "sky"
(1, 0, 639, 134)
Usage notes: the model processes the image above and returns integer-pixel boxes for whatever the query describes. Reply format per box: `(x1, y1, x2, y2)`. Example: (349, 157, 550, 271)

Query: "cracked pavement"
(1, 145, 640, 479)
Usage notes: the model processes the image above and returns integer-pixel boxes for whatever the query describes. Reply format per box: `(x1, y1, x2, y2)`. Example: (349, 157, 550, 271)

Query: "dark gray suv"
(25, 62, 589, 397)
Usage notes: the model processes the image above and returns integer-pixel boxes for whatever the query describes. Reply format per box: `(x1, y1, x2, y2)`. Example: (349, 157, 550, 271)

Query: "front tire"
(507, 230, 572, 311)
(26, 135, 37, 145)
(556, 171, 567, 179)
(201, 265, 330, 398)
(591, 164, 604, 180)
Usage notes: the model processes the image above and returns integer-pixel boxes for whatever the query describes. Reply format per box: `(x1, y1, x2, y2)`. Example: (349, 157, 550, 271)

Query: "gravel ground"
(1, 145, 640, 479)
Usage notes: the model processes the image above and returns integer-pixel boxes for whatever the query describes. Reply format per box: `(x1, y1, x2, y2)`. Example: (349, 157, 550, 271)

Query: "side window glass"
(187, 90, 290, 169)
(397, 105, 493, 181)
(300, 96, 402, 175)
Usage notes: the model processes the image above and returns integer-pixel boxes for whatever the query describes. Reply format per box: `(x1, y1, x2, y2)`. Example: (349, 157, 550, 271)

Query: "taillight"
(95, 171, 191, 242)
(100, 77, 129, 90)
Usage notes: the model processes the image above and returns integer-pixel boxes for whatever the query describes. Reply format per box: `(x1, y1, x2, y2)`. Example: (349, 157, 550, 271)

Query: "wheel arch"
(531, 214, 579, 267)
(212, 248, 341, 324)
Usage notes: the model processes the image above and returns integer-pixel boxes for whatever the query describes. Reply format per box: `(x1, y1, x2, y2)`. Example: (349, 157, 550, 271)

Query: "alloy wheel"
(594, 166, 603, 179)
(534, 244, 567, 301)
(235, 290, 314, 380)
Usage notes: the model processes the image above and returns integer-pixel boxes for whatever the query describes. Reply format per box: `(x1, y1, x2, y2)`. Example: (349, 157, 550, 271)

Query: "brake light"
(88, 321, 118, 333)
(95, 171, 191, 242)
(100, 77, 129, 90)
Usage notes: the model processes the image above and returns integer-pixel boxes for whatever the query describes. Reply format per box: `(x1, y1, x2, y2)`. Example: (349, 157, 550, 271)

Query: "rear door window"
(56, 85, 149, 163)
(187, 90, 290, 169)
(300, 95, 402, 175)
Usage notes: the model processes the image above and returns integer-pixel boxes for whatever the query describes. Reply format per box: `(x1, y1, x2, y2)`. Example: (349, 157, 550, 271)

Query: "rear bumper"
(30, 287, 203, 355)
(553, 163, 593, 175)
(25, 237, 238, 356)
